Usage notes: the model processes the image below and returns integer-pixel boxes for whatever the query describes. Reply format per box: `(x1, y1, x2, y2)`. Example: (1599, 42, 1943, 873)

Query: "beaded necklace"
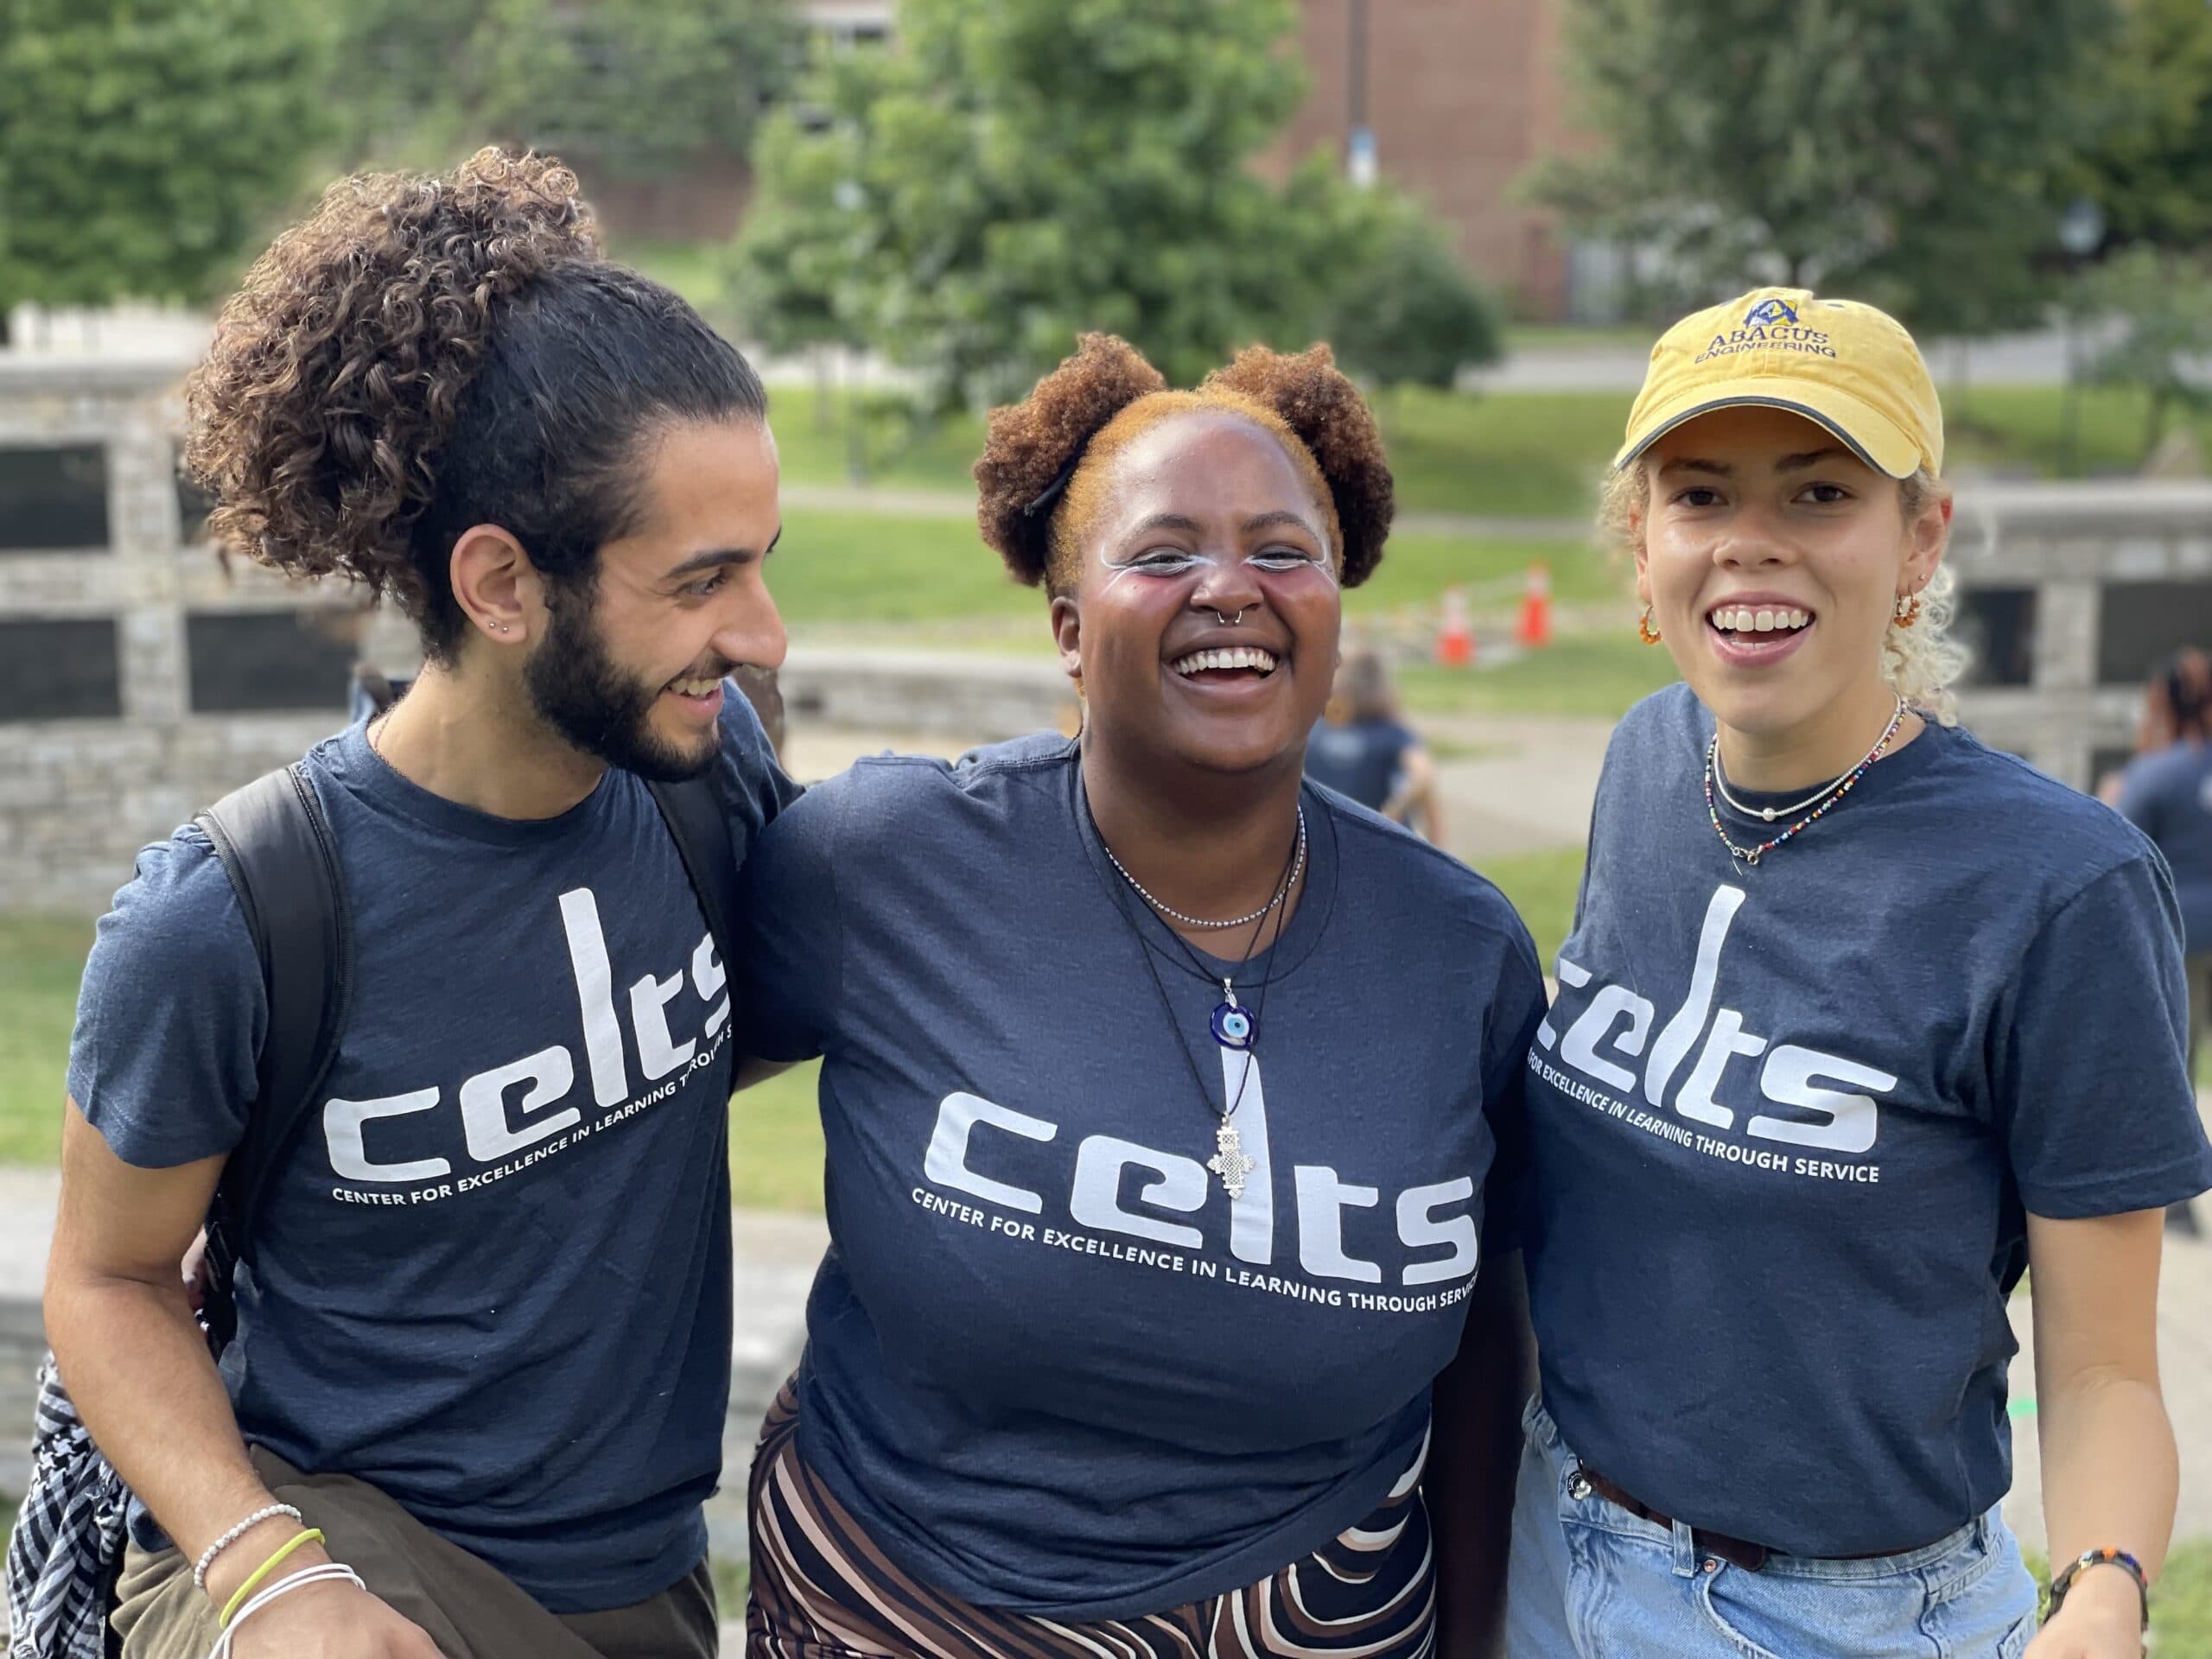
(1703, 696, 1907, 867)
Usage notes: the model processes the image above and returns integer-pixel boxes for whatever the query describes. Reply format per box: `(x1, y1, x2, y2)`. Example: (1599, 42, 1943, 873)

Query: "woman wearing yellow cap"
(1491, 289, 2212, 1657)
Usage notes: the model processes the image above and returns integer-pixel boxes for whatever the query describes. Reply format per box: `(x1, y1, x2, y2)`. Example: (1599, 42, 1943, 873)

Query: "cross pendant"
(1206, 1121, 1256, 1200)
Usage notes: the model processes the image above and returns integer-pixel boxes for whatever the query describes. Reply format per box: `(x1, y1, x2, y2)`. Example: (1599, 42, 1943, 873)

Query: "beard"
(524, 584, 722, 782)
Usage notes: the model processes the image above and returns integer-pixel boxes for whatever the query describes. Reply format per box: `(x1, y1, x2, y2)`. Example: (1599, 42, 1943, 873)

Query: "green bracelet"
(219, 1526, 325, 1627)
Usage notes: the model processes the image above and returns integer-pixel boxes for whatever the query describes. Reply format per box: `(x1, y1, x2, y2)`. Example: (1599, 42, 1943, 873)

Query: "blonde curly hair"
(1600, 463, 1968, 725)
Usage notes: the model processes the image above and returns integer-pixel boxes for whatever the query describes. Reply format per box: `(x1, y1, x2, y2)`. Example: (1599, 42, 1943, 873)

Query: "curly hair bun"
(975, 334, 1167, 586)
(975, 334, 1395, 592)
(1203, 343, 1394, 588)
(182, 148, 598, 601)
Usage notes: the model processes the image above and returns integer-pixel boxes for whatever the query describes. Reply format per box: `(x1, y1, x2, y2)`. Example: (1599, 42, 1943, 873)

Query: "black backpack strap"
(645, 775, 741, 1047)
(194, 763, 351, 1344)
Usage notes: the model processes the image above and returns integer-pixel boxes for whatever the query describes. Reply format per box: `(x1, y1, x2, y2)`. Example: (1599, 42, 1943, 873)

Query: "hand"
(181, 1229, 208, 1315)
(206, 1533, 442, 1659)
(2025, 1565, 2145, 1659)
(230, 1571, 445, 1659)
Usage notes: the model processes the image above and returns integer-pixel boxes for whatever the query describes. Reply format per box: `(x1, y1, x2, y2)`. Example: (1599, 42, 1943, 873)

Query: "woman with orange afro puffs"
(732, 335, 1548, 1656)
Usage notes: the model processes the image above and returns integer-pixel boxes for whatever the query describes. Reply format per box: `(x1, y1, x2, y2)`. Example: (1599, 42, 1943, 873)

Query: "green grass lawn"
(768, 390, 996, 497)
(1399, 632, 1680, 722)
(754, 382, 2210, 518)
(774, 507, 1036, 625)
(611, 236, 2212, 510)
(0, 916, 95, 1164)
(730, 1061, 824, 1211)
(1501, 323, 1662, 352)
(2154, 1541, 2212, 1651)
(1476, 847, 1584, 969)
(773, 506, 1621, 632)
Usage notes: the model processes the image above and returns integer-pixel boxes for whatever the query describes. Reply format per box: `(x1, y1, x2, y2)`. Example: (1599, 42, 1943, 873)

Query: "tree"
(733, 0, 1387, 413)
(1529, 0, 2117, 334)
(2070, 0, 2212, 251)
(0, 0, 334, 344)
(728, 104, 870, 364)
(328, 0, 797, 181)
(1321, 198, 1502, 392)
(2082, 247, 2212, 461)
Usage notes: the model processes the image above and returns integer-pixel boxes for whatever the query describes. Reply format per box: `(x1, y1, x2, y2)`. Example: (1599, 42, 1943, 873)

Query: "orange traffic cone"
(1516, 562, 1553, 648)
(1435, 588, 1474, 667)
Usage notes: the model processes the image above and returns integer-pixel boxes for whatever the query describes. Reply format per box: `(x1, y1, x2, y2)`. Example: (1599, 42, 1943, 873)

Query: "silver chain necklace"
(1707, 698, 1902, 827)
(1103, 805, 1307, 930)
(1096, 803, 1305, 1198)
(1703, 696, 1907, 867)
(1708, 709, 1897, 823)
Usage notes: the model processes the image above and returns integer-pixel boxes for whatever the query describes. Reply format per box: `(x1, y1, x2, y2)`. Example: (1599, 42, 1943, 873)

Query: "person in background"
(1304, 649, 1446, 842)
(347, 663, 409, 726)
(2113, 648, 2212, 1236)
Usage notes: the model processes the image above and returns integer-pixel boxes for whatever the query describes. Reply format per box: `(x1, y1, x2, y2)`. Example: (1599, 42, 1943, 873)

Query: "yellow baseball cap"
(1614, 287, 1943, 480)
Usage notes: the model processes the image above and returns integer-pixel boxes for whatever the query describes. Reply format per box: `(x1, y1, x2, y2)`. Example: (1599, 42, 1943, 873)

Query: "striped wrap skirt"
(746, 1382, 1436, 1658)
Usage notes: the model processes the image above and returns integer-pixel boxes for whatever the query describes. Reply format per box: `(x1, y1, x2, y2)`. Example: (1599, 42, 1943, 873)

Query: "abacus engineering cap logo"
(1745, 297, 1799, 327)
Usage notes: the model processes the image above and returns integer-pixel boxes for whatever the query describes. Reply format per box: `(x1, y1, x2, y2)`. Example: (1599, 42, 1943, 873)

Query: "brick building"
(585, 0, 1587, 318)
(1265, 0, 1581, 319)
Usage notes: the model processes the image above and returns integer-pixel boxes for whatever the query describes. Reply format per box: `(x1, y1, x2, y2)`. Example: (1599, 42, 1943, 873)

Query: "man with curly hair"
(40, 150, 792, 1658)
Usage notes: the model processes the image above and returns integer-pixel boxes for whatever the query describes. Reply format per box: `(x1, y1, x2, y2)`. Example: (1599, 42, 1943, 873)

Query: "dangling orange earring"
(1893, 592, 1922, 628)
(1637, 605, 1662, 645)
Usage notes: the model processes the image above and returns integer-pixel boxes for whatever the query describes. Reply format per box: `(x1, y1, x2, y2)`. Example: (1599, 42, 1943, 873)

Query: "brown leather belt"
(1567, 1462, 1772, 1572)
(1568, 1463, 1924, 1573)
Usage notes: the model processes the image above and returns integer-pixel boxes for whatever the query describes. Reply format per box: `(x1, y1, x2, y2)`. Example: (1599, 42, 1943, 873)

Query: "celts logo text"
(1694, 296, 1835, 365)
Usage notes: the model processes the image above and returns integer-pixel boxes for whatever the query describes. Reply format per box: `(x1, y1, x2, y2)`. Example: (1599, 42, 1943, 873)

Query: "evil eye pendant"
(1210, 1001, 1255, 1051)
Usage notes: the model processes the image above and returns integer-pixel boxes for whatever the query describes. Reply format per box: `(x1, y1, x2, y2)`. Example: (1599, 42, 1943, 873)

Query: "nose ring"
(1213, 607, 1248, 626)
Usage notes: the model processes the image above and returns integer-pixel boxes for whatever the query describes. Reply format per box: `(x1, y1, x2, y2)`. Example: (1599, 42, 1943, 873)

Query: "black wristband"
(2047, 1547, 2150, 1632)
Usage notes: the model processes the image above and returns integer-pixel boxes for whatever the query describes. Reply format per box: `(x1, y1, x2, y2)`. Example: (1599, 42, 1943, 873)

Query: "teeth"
(668, 677, 719, 697)
(1172, 646, 1279, 677)
(1708, 606, 1812, 634)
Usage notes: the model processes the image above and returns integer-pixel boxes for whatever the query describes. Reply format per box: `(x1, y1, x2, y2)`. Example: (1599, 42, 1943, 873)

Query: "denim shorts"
(1505, 1397, 2040, 1658)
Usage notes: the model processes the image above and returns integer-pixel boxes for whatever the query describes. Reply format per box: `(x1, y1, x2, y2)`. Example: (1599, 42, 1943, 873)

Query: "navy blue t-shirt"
(1522, 684, 2212, 1558)
(2117, 741, 2212, 953)
(67, 688, 795, 1611)
(1305, 717, 1416, 814)
(734, 734, 1547, 1619)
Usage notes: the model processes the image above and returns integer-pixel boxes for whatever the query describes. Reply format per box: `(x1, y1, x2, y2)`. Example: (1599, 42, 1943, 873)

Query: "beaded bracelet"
(192, 1503, 303, 1592)
(2048, 1547, 2150, 1631)
(219, 1528, 325, 1627)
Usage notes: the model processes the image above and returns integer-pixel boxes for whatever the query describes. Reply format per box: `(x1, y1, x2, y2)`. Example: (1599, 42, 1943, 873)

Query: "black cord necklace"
(1089, 797, 1305, 1198)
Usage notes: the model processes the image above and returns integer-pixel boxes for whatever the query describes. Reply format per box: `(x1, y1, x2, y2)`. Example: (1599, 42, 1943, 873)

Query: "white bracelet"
(191, 1503, 304, 1592)
(206, 1560, 365, 1659)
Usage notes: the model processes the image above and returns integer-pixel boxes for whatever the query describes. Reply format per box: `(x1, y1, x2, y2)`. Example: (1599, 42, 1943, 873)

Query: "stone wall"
(779, 645, 1075, 742)
(1949, 480, 2212, 790)
(0, 358, 1079, 918)
(7, 355, 2203, 913)
(0, 358, 366, 914)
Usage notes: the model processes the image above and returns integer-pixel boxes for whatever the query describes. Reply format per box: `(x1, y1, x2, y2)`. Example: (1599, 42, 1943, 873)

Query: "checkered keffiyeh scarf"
(5, 1357, 128, 1659)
